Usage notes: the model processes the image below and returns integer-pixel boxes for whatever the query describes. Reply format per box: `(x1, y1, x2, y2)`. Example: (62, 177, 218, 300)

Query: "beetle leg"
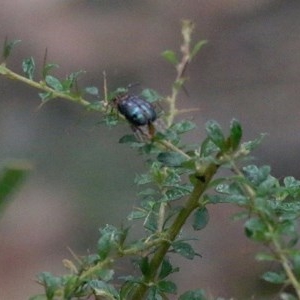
(130, 124, 155, 141)
(147, 123, 156, 138)
(130, 124, 145, 141)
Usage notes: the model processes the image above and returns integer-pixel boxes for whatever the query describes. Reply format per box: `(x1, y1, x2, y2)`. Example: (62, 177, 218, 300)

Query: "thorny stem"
(273, 236, 300, 299)
(229, 158, 300, 299)
(156, 139, 191, 159)
(129, 161, 219, 300)
(166, 20, 195, 128)
(0, 63, 91, 108)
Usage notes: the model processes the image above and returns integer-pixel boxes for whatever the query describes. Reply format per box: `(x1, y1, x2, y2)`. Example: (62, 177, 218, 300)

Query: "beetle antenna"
(127, 82, 140, 90)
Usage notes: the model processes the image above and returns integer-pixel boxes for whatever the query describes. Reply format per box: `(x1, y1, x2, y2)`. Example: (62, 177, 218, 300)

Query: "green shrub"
(1, 20, 300, 300)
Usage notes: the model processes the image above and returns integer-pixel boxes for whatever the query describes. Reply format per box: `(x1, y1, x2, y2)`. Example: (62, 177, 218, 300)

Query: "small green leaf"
(257, 176, 278, 197)
(147, 287, 163, 300)
(157, 280, 177, 294)
(97, 234, 112, 261)
(255, 252, 277, 262)
(156, 131, 180, 146)
(97, 226, 119, 261)
(229, 118, 242, 151)
(96, 269, 115, 282)
(63, 275, 80, 298)
(200, 137, 219, 157)
(82, 254, 100, 265)
(159, 259, 173, 280)
(137, 257, 150, 276)
(2, 39, 21, 60)
(242, 165, 270, 186)
(283, 176, 300, 198)
(63, 70, 85, 90)
(261, 271, 286, 284)
(292, 253, 300, 278)
(134, 173, 152, 185)
(244, 218, 270, 242)
(0, 160, 31, 217)
(172, 241, 195, 260)
(37, 272, 61, 299)
(68, 70, 85, 81)
(89, 280, 118, 298)
(138, 188, 157, 197)
(143, 210, 158, 232)
(103, 114, 118, 127)
(85, 86, 99, 96)
(192, 207, 209, 231)
(217, 194, 248, 205)
(165, 184, 193, 201)
(179, 289, 207, 300)
(171, 120, 196, 134)
(42, 63, 59, 79)
(108, 87, 128, 101)
(215, 181, 244, 195)
(191, 40, 208, 59)
(241, 133, 266, 153)
(205, 120, 225, 150)
(159, 258, 179, 280)
(161, 50, 179, 65)
(120, 280, 142, 299)
(140, 88, 161, 103)
(127, 210, 147, 220)
(119, 134, 139, 144)
(45, 75, 63, 91)
(204, 194, 227, 204)
(22, 57, 35, 79)
(284, 176, 300, 188)
(38, 92, 53, 103)
(86, 101, 103, 111)
(157, 152, 187, 167)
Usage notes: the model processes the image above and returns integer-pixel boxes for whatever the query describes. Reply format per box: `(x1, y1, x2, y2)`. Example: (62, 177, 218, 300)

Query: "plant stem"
(230, 158, 300, 299)
(166, 20, 194, 128)
(0, 63, 91, 107)
(157, 139, 191, 159)
(272, 235, 300, 299)
(129, 161, 219, 299)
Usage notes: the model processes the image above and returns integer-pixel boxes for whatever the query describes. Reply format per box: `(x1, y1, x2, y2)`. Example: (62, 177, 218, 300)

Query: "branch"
(129, 160, 219, 299)
(0, 63, 92, 108)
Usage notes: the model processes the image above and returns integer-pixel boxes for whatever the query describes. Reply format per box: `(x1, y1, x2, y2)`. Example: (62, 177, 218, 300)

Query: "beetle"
(114, 93, 157, 137)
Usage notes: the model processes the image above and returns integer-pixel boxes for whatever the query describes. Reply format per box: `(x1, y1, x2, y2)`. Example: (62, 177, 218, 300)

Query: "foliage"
(1, 20, 300, 300)
(0, 160, 31, 218)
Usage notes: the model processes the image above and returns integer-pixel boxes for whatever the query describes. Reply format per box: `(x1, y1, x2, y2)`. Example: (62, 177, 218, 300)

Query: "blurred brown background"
(0, 0, 299, 299)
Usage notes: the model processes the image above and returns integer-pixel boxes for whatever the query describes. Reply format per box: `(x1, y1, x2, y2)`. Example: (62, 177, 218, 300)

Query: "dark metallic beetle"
(115, 94, 157, 127)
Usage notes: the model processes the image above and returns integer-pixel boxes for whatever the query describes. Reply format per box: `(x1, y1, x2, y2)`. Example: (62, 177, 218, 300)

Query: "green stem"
(157, 139, 191, 159)
(129, 161, 219, 299)
(0, 63, 91, 107)
(272, 234, 300, 299)
(166, 20, 194, 128)
(230, 158, 300, 299)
